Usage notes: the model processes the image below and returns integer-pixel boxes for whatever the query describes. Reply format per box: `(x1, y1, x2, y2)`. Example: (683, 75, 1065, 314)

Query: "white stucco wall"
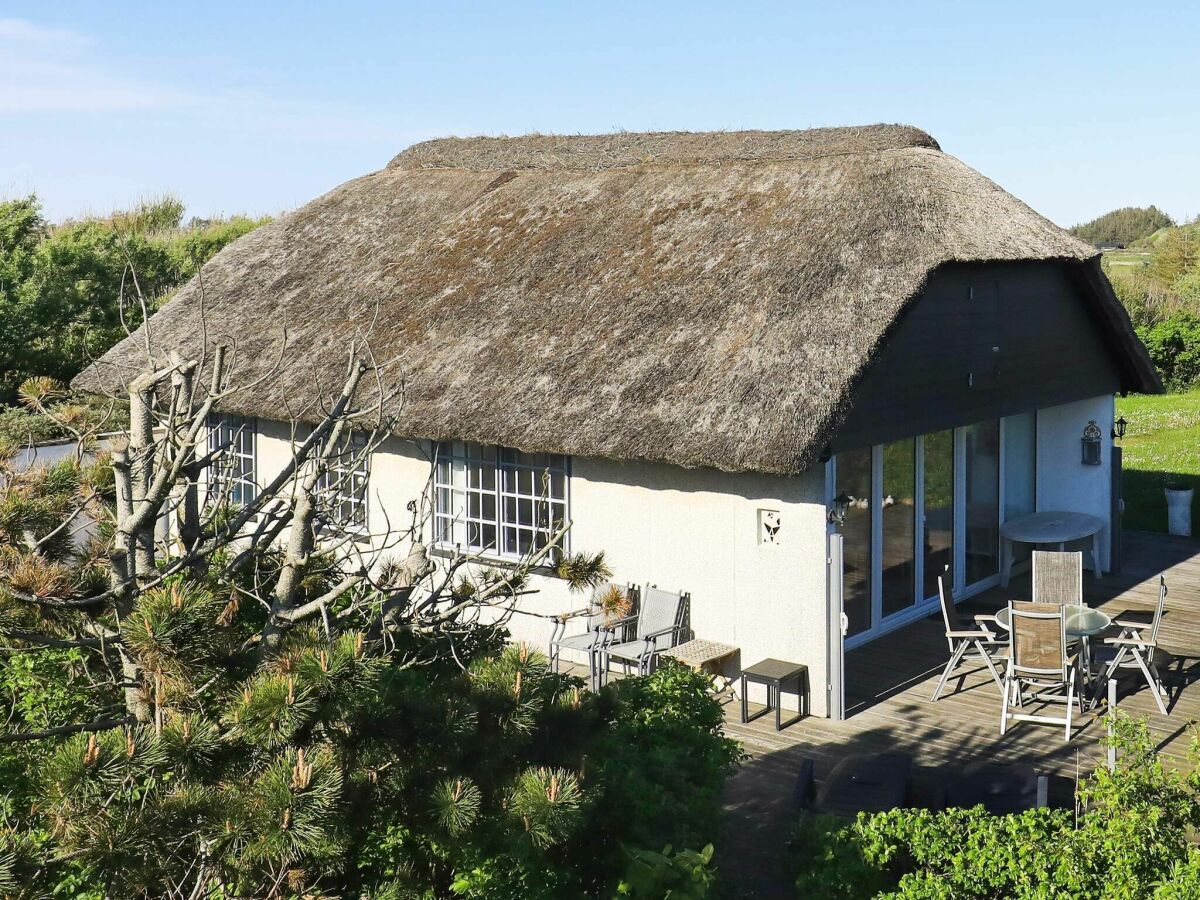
(1035, 394, 1115, 572)
(253, 422, 832, 714)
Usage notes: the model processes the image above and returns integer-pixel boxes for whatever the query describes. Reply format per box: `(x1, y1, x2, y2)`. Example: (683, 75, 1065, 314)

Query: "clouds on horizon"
(0, 17, 196, 113)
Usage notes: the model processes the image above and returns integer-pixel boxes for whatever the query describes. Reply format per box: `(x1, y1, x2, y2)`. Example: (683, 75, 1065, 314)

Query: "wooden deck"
(717, 531, 1200, 898)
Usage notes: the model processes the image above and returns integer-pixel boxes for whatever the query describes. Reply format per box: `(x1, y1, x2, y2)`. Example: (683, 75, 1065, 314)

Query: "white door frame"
(836, 418, 1017, 652)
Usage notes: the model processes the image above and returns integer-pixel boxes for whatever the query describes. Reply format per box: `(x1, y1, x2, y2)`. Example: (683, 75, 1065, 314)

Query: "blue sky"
(1, 2, 1197, 228)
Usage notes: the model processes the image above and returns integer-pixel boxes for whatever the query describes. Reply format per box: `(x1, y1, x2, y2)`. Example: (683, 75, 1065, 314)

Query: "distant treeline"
(0, 196, 269, 406)
(1098, 215, 1200, 389)
(1070, 205, 1174, 246)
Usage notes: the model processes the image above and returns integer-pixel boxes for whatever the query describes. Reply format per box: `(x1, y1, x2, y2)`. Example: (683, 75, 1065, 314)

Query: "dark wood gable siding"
(830, 261, 1123, 453)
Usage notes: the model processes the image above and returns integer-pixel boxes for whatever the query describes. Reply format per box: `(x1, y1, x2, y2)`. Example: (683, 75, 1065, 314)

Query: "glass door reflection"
(881, 439, 916, 618)
(964, 421, 1001, 585)
(836, 447, 872, 638)
(922, 430, 954, 600)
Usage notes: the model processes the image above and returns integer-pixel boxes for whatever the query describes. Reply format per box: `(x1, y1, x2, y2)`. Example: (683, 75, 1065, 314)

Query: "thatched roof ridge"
(391, 125, 940, 171)
(75, 125, 1159, 475)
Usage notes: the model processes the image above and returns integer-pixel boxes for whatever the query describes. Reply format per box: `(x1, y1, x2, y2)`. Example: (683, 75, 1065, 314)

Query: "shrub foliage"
(0, 194, 267, 406)
(789, 716, 1200, 899)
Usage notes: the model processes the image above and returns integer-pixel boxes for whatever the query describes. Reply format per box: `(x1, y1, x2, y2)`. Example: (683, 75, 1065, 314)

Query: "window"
(434, 442, 568, 559)
(317, 431, 370, 530)
(206, 413, 256, 505)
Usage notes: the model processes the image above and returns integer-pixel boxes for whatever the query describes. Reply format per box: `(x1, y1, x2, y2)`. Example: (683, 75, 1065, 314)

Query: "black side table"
(740, 658, 808, 731)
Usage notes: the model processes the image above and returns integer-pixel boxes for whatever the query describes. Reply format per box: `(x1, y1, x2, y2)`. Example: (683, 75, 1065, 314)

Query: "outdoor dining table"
(993, 603, 1112, 702)
(1000, 511, 1105, 587)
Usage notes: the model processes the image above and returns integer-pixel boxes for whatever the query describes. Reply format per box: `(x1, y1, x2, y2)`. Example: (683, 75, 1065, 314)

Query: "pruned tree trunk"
(259, 490, 320, 659)
(128, 377, 157, 582)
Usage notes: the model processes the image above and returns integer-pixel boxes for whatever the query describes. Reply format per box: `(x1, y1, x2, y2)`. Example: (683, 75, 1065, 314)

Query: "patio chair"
(599, 586, 690, 685)
(1000, 601, 1083, 741)
(1032, 550, 1083, 606)
(930, 568, 1005, 701)
(1089, 575, 1170, 715)
(547, 583, 637, 687)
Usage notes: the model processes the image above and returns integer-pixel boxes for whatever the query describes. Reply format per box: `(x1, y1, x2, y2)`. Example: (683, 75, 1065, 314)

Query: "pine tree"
(0, 343, 706, 898)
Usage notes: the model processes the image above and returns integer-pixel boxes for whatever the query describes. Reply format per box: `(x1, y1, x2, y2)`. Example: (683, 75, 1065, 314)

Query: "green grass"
(1101, 248, 1152, 269)
(1116, 387, 1200, 535)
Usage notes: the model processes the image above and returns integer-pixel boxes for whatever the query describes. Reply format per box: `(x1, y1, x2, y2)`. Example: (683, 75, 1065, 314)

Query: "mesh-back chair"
(1032, 551, 1083, 606)
(1000, 601, 1082, 740)
(931, 567, 1006, 701)
(548, 583, 637, 688)
(1091, 576, 1170, 715)
(600, 585, 690, 685)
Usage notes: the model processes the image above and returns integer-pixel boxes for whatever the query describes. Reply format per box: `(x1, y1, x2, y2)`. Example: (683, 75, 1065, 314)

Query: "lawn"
(1116, 387, 1200, 535)
(1102, 248, 1153, 270)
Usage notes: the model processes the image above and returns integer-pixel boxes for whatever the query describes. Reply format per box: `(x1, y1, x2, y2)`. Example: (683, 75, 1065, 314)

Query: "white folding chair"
(1091, 576, 1170, 715)
(930, 568, 1005, 701)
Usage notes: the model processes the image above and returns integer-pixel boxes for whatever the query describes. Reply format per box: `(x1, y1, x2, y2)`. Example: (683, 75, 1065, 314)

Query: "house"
(74, 125, 1161, 718)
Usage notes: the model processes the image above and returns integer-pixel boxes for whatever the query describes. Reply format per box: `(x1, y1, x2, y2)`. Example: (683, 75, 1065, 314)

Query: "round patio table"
(994, 604, 1111, 701)
(993, 604, 1111, 639)
(1000, 511, 1105, 587)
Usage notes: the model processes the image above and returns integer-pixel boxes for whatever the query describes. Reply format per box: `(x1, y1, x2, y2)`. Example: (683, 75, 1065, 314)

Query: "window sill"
(428, 543, 564, 578)
(316, 526, 374, 548)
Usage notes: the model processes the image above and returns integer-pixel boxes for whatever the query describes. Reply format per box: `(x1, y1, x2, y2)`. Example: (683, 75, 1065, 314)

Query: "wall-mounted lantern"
(1081, 420, 1103, 465)
(1112, 416, 1128, 440)
(828, 492, 851, 525)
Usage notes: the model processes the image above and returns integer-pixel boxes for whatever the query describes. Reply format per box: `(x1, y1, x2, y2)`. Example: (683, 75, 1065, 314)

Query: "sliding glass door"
(837, 448, 873, 638)
(963, 421, 1000, 585)
(922, 430, 955, 600)
(834, 415, 1034, 647)
(881, 439, 917, 618)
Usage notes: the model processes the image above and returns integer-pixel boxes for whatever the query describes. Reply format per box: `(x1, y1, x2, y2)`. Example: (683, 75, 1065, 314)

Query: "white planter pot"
(1165, 488, 1194, 537)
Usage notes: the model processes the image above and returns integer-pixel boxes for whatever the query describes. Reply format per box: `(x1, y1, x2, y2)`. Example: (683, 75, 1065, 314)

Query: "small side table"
(740, 658, 808, 731)
(661, 639, 739, 675)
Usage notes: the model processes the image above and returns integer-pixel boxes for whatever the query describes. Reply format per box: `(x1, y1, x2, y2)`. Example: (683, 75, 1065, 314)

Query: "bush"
(788, 716, 1200, 899)
(1136, 313, 1200, 388)
(0, 631, 738, 898)
(0, 195, 269, 405)
(616, 844, 717, 899)
(590, 661, 742, 858)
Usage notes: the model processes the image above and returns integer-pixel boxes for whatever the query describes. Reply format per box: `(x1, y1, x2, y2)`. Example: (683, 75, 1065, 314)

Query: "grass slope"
(1116, 388, 1200, 535)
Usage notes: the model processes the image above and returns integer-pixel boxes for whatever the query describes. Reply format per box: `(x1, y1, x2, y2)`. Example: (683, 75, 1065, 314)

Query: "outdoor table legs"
(739, 660, 807, 731)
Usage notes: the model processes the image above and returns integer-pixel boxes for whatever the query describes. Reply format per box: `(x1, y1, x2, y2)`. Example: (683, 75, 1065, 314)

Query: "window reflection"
(882, 439, 916, 618)
(836, 448, 872, 637)
(922, 430, 954, 600)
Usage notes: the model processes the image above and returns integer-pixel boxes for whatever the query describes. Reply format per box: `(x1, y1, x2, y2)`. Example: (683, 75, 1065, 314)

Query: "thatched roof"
(74, 125, 1159, 475)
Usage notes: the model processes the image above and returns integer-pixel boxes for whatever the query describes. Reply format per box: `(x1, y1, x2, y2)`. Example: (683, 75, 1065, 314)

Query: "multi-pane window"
(433, 442, 568, 559)
(317, 431, 370, 530)
(206, 413, 257, 505)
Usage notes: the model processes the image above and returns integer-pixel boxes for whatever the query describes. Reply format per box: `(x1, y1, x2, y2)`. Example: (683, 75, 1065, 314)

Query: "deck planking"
(718, 530, 1200, 898)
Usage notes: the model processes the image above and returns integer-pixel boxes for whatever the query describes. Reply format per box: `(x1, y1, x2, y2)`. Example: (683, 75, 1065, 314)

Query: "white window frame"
(433, 441, 569, 561)
(206, 413, 257, 506)
(316, 430, 370, 531)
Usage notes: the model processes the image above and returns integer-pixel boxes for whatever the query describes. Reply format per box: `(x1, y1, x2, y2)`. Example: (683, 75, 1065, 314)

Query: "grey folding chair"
(1032, 550, 1083, 606)
(1000, 601, 1083, 741)
(1090, 576, 1170, 715)
(548, 583, 637, 688)
(600, 585, 689, 684)
(931, 568, 1005, 701)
